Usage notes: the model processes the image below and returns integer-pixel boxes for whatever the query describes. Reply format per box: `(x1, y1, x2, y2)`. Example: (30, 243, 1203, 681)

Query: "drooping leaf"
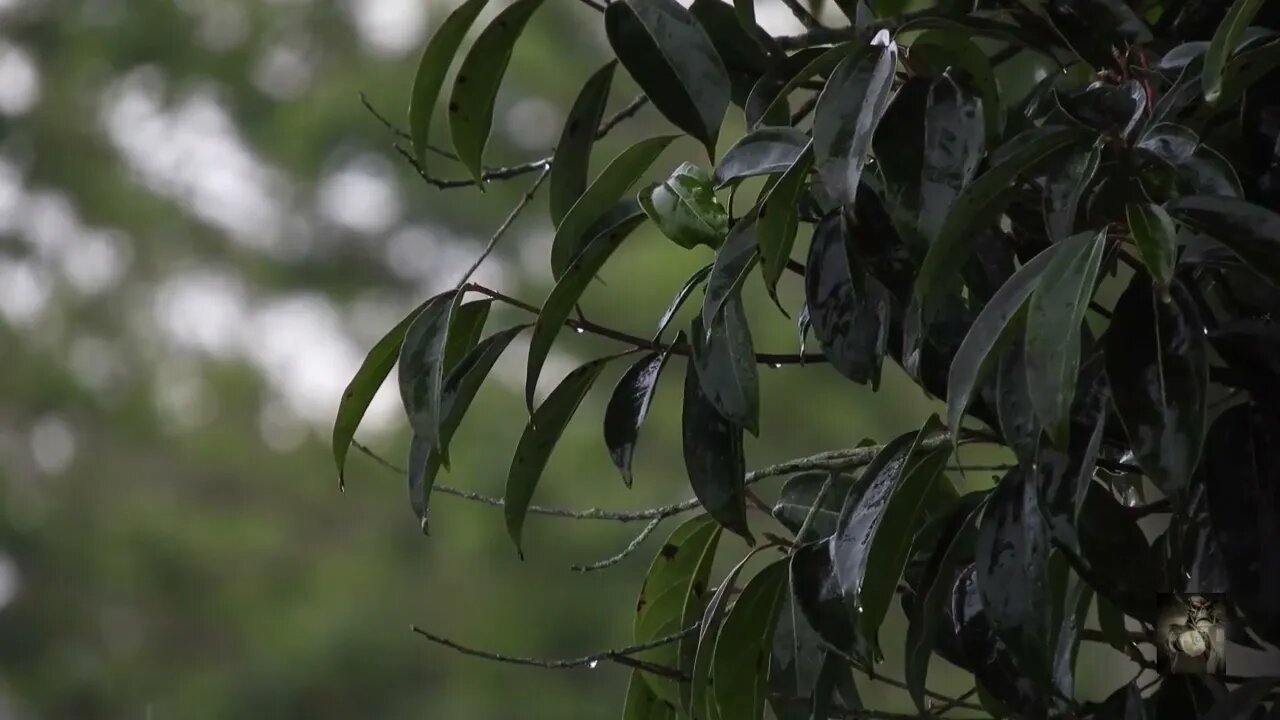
(1168, 195, 1280, 287)
(768, 590, 847, 720)
(701, 209, 760, 332)
(996, 340, 1039, 464)
(975, 468, 1054, 692)
(1047, 557, 1092, 703)
(656, 264, 713, 341)
(640, 162, 730, 251)
(690, 298, 760, 435)
(757, 144, 814, 300)
(442, 300, 491, 375)
(918, 71, 986, 241)
(1034, 411, 1106, 554)
(550, 136, 675, 278)
(772, 471, 857, 543)
(622, 671, 676, 720)
(916, 126, 1089, 324)
(1024, 228, 1107, 448)
(1043, 144, 1102, 243)
(447, 0, 547, 183)
(633, 514, 721, 706)
(604, 339, 679, 487)
(407, 0, 490, 167)
(1126, 203, 1179, 295)
(804, 211, 892, 388)
(1211, 38, 1280, 112)
(946, 238, 1066, 441)
(711, 560, 788, 720)
(333, 292, 446, 486)
(690, 0, 775, 109)
(504, 355, 615, 557)
(528, 200, 647, 410)
(1105, 276, 1208, 500)
(681, 356, 752, 543)
(1045, 0, 1151, 67)
(747, 45, 849, 130)
(790, 539, 863, 659)
(399, 292, 461, 456)
(713, 127, 810, 188)
(908, 29, 1003, 145)
(605, 0, 731, 155)
(1074, 483, 1160, 622)
(812, 31, 898, 207)
(690, 547, 772, 720)
(1203, 0, 1268, 103)
(549, 61, 617, 227)
(1203, 402, 1280, 645)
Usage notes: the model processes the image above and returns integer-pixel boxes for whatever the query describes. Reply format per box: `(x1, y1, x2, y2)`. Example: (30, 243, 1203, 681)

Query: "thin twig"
(456, 165, 551, 288)
(779, 0, 822, 28)
(359, 92, 412, 142)
(574, 0, 607, 12)
(790, 93, 821, 125)
(410, 624, 694, 681)
(572, 517, 664, 572)
(930, 687, 980, 716)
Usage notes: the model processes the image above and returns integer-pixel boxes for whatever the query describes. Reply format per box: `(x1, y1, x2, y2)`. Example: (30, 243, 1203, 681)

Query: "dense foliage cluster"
(332, 0, 1280, 716)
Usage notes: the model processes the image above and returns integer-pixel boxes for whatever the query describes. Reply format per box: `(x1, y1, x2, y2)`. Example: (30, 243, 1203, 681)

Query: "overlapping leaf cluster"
(333, 0, 1280, 716)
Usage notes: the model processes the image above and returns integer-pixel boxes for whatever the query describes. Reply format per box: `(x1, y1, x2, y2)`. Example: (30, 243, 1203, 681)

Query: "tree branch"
(779, 0, 822, 28)
(571, 517, 664, 573)
(456, 166, 550, 288)
(410, 623, 694, 681)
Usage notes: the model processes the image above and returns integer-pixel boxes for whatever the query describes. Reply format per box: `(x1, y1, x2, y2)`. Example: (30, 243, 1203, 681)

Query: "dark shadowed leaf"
(605, 0, 731, 155)
(333, 292, 446, 485)
(812, 32, 897, 207)
(947, 238, 1065, 441)
(682, 356, 752, 543)
(690, 548, 767, 720)
(1137, 123, 1201, 167)
(447, 0, 547, 183)
(976, 469, 1054, 691)
(804, 211, 892, 388)
(1204, 402, 1280, 644)
(550, 136, 675, 277)
(1105, 276, 1208, 499)
(1094, 682, 1147, 720)
(757, 144, 814, 300)
(690, 0, 776, 108)
(772, 471, 857, 543)
(997, 340, 1038, 464)
(1057, 80, 1147, 139)
(1209, 320, 1280, 407)
(747, 45, 848, 129)
(1075, 483, 1159, 622)
(504, 355, 615, 557)
(691, 298, 759, 434)
(1035, 417, 1106, 554)
(656, 264, 712, 341)
(1203, 0, 1268, 103)
(768, 590, 847, 720)
(528, 199, 646, 410)
(408, 0, 490, 166)
(604, 339, 679, 487)
(442, 300, 491, 374)
(549, 61, 617, 227)
(1045, 0, 1151, 66)
(1024, 228, 1106, 448)
(399, 292, 461, 456)
(907, 29, 1002, 144)
(919, 72, 985, 241)
(623, 671, 676, 720)
(1150, 676, 1222, 720)
(1044, 144, 1102, 243)
(711, 560, 788, 720)
(701, 209, 760, 332)
(1126, 203, 1179, 294)
(1168, 196, 1280, 287)
(713, 127, 810, 187)
(634, 514, 721, 706)
(1202, 678, 1280, 720)
(641, 162, 730, 251)
(790, 539, 865, 659)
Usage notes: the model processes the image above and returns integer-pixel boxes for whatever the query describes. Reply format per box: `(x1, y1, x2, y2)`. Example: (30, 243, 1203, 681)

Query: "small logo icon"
(1156, 593, 1227, 676)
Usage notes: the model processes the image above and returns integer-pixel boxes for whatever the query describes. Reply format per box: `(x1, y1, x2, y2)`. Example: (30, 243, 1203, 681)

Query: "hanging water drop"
(588, 660, 599, 669)
(575, 327, 585, 334)
(772, 363, 782, 369)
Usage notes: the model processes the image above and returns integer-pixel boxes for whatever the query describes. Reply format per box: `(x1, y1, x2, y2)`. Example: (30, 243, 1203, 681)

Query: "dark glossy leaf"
(604, 340, 679, 487)
(947, 238, 1066, 441)
(976, 468, 1054, 691)
(1075, 482, 1159, 622)
(812, 31, 897, 207)
(790, 540, 863, 658)
(634, 514, 721, 705)
(682, 356, 752, 543)
(1035, 417, 1106, 554)
(1169, 196, 1280, 287)
(907, 29, 1003, 144)
(333, 292, 446, 485)
(758, 144, 814, 300)
(1106, 276, 1208, 499)
(504, 356, 614, 557)
(691, 549, 766, 720)
(528, 200, 646, 410)
(1203, 0, 1268, 103)
(1204, 402, 1280, 644)
(1045, 0, 1151, 66)
(767, 591, 841, 720)
(1150, 676, 1222, 720)
(711, 560, 788, 720)
(831, 419, 954, 658)
(1203, 678, 1280, 720)
(915, 126, 1089, 324)
(407, 0, 490, 167)
(747, 45, 848, 130)
(996, 340, 1038, 464)
(1137, 123, 1201, 167)
(550, 136, 675, 278)
(948, 563, 1045, 715)
(549, 61, 617, 227)
(1209, 320, 1280, 407)
(398, 292, 460, 455)
(1095, 595, 1141, 659)
(1025, 228, 1107, 448)
(655, 264, 712, 341)
(691, 297, 759, 434)
(772, 471, 857, 543)
(1057, 80, 1148, 139)
(623, 671, 676, 720)
(1212, 38, 1280, 112)
(804, 211, 892, 388)
(1095, 682, 1147, 720)
(701, 209, 759, 332)
(1126, 203, 1179, 294)
(898, 15, 1063, 59)
(409, 324, 529, 530)
(713, 127, 810, 188)
(1177, 147, 1245, 198)
(689, 0, 773, 108)
(641, 162, 730, 251)
(442, 300, 491, 375)
(918, 72, 985, 241)
(605, 0, 730, 155)
(1048, 564, 1092, 703)
(447, 0, 546, 183)
(904, 495, 985, 713)
(1044, 144, 1102, 243)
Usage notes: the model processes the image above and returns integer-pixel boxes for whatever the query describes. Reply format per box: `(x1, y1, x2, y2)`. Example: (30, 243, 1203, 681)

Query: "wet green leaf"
(447, 0, 547, 183)
(772, 471, 857, 543)
(908, 29, 1002, 145)
(681, 356, 752, 543)
(713, 127, 810, 188)
(1203, 0, 1267, 103)
(690, 297, 759, 435)
(640, 162, 729, 251)
(1044, 144, 1101, 243)
(748, 45, 849, 129)
(918, 72, 985, 241)
(604, 339, 679, 487)
(442, 300, 491, 375)
(549, 61, 617, 227)
(701, 209, 760, 332)
(656, 264, 712, 341)
(623, 671, 677, 720)
(691, 548, 768, 720)
(757, 144, 813, 300)
(1126, 203, 1178, 294)
(711, 560, 788, 720)
(408, 0, 490, 167)
(812, 32, 897, 207)
(1168, 195, 1280, 287)
(399, 292, 461, 456)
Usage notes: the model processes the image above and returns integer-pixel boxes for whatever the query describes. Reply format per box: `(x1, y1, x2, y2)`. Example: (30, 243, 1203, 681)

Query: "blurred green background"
(0, 1, 1126, 718)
